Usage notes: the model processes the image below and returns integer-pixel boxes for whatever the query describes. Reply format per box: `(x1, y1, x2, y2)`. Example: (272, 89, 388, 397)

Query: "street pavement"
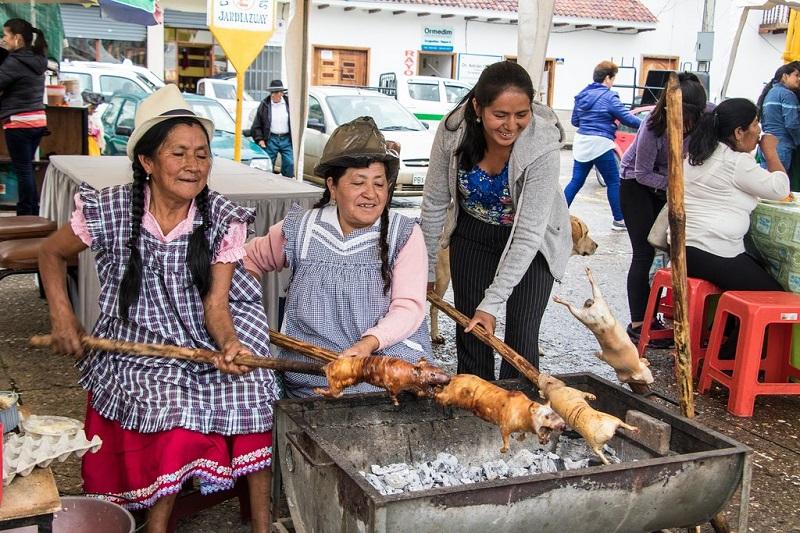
(0, 149, 798, 531)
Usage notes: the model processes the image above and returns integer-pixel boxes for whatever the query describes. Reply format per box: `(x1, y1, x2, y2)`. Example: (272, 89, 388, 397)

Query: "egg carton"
(3, 431, 103, 486)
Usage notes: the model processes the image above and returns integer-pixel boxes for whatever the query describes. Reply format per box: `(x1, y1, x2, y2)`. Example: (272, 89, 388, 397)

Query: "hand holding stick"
(30, 334, 325, 376)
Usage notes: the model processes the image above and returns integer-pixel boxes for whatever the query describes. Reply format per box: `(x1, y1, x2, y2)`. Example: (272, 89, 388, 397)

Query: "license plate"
(412, 174, 425, 185)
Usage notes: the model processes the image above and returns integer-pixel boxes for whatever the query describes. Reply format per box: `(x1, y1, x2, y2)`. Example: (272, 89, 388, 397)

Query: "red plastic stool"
(697, 291, 800, 417)
(638, 268, 722, 376)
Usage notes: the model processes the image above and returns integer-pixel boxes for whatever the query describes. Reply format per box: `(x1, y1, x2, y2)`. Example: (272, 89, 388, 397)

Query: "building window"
(63, 38, 146, 65)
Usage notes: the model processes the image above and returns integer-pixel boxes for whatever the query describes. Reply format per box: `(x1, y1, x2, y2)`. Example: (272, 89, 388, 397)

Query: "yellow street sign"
(207, 0, 275, 161)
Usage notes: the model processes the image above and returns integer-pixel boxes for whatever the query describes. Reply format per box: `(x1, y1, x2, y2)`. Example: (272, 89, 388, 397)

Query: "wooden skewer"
(268, 331, 339, 363)
(30, 334, 326, 376)
(427, 291, 540, 384)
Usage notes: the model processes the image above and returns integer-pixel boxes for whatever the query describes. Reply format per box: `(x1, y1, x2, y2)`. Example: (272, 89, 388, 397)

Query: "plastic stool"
(638, 268, 722, 375)
(697, 291, 800, 417)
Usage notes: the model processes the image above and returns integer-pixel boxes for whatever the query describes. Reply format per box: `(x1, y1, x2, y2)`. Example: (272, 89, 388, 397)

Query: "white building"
(305, 0, 786, 114)
(59, 0, 787, 115)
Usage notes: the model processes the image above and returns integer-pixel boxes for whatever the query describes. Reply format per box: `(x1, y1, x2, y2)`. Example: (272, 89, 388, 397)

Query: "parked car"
(196, 77, 261, 127)
(101, 92, 272, 169)
(595, 104, 654, 187)
(378, 73, 472, 128)
(59, 60, 164, 98)
(305, 86, 434, 195)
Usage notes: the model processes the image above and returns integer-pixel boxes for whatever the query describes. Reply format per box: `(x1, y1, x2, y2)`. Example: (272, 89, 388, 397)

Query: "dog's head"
(570, 216, 598, 256)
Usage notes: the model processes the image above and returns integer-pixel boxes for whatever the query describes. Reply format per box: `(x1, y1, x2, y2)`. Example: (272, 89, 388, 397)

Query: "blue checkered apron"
(280, 204, 432, 398)
(76, 183, 279, 435)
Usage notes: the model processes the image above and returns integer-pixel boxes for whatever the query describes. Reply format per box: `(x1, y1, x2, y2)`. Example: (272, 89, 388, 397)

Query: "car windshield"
(189, 99, 236, 133)
(136, 73, 160, 92)
(214, 82, 255, 101)
(326, 95, 424, 131)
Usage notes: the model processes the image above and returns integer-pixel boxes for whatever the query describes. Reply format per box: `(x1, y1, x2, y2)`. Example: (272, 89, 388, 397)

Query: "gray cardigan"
(420, 103, 572, 318)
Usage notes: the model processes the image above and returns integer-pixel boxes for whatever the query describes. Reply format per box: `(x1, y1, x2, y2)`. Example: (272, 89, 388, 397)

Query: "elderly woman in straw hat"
(245, 116, 432, 398)
(38, 85, 280, 531)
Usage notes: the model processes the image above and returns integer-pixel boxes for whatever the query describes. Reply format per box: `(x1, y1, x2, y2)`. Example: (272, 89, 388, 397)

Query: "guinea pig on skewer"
(314, 356, 451, 406)
(537, 373, 638, 464)
(553, 267, 654, 386)
(434, 374, 565, 454)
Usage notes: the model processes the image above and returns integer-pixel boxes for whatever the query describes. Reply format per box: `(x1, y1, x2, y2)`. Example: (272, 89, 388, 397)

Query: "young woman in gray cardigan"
(420, 61, 571, 379)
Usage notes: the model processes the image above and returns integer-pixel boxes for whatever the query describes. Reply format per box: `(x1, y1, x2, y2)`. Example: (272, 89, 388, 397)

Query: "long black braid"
(315, 161, 393, 294)
(188, 185, 212, 297)
(118, 117, 212, 320)
(118, 160, 147, 319)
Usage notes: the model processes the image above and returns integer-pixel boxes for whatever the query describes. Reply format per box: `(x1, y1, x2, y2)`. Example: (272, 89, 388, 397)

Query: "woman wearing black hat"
(250, 79, 294, 177)
(245, 116, 432, 398)
(0, 18, 49, 215)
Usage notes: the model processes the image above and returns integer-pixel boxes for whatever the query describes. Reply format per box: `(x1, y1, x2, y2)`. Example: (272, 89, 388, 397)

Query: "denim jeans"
(564, 149, 623, 221)
(4, 126, 46, 215)
(266, 134, 294, 178)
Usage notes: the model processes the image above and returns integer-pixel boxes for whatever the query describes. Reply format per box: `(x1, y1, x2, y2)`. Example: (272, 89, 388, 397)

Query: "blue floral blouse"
(457, 163, 515, 226)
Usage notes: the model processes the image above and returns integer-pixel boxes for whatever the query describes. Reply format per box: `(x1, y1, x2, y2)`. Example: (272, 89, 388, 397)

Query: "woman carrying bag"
(0, 18, 48, 215)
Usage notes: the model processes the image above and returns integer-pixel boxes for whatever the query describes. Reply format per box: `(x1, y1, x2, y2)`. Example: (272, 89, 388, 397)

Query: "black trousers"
(449, 211, 554, 380)
(620, 178, 666, 323)
(686, 246, 783, 292)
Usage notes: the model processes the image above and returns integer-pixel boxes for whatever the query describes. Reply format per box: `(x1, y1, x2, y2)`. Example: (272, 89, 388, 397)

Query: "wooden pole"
(268, 331, 339, 363)
(665, 72, 695, 418)
(30, 335, 326, 376)
(428, 291, 540, 383)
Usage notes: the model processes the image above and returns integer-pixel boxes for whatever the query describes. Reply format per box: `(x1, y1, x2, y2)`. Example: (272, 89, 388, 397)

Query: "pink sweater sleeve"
(243, 220, 288, 278)
(70, 193, 93, 247)
(213, 221, 248, 264)
(362, 225, 428, 350)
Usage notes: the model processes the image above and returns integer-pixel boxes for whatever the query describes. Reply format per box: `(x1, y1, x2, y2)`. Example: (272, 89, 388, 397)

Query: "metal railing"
(761, 5, 790, 28)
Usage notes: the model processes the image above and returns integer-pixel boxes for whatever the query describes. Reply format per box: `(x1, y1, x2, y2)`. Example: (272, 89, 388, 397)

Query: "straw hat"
(126, 84, 214, 160)
(313, 116, 399, 183)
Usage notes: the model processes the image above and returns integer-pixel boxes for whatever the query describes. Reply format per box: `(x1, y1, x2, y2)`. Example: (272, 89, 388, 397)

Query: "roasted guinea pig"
(537, 373, 638, 464)
(553, 267, 654, 385)
(314, 356, 451, 405)
(434, 374, 565, 453)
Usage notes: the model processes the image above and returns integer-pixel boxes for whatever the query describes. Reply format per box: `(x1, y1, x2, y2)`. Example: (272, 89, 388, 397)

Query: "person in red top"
(0, 18, 48, 215)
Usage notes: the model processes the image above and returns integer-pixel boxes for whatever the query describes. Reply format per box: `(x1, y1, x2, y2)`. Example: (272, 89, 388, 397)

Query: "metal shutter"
(60, 5, 146, 41)
(164, 9, 207, 29)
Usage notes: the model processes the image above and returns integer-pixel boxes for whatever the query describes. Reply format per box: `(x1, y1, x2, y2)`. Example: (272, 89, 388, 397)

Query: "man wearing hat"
(250, 79, 294, 177)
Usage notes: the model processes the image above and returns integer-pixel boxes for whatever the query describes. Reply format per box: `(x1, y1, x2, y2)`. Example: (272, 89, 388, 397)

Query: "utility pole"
(517, 1, 555, 97)
(696, 0, 716, 72)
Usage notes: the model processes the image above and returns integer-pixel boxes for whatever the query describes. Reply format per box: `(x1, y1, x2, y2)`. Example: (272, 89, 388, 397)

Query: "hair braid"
(187, 186, 212, 298)
(378, 207, 392, 295)
(313, 187, 331, 209)
(118, 162, 147, 320)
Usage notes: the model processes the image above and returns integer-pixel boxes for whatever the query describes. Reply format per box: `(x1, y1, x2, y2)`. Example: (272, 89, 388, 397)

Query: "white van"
(59, 60, 164, 98)
(378, 73, 472, 128)
(196, 78, 261, 127)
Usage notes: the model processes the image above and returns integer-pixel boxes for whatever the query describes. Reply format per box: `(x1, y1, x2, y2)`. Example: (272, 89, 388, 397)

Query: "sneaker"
(626, 321, 674, 349)
(612, 219, 627, 232)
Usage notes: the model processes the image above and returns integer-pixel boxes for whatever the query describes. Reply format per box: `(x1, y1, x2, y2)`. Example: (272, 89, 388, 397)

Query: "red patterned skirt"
(82, 401, 272, 510)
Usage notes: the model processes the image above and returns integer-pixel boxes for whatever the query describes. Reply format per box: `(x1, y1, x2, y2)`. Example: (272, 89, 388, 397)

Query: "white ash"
(360, 438, 620, 496)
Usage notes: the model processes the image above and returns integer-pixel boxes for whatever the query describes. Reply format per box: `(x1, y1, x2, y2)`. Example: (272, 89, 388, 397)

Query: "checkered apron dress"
(280, 204, 432, 398)
(76, 183, 279, 435)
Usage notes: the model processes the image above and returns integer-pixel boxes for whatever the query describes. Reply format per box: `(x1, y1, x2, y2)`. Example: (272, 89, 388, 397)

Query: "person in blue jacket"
(756, 63, 800, 175)
(564, 61, 642, 231)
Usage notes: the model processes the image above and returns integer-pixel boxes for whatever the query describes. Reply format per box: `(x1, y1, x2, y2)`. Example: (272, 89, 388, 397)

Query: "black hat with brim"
(313, 116, 399, 184)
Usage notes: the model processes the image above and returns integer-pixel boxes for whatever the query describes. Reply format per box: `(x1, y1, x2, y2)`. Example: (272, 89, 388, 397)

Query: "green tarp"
(0, 4, 64, 62)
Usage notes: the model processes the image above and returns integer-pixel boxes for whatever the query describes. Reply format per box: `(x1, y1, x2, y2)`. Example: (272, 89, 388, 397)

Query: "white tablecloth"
(40, 155, 321, 330)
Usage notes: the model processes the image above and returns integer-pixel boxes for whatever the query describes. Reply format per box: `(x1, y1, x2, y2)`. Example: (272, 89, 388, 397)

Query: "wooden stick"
(427, 291, 540, 383)
(665, 72, 695, 419)
(268, 331, 339, 363)
(30, 335, 326, 376)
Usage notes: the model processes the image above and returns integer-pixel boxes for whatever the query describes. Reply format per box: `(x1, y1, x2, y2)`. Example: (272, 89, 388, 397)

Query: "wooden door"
(639, 56, 678, 88)
(313, 47, 368, 86)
